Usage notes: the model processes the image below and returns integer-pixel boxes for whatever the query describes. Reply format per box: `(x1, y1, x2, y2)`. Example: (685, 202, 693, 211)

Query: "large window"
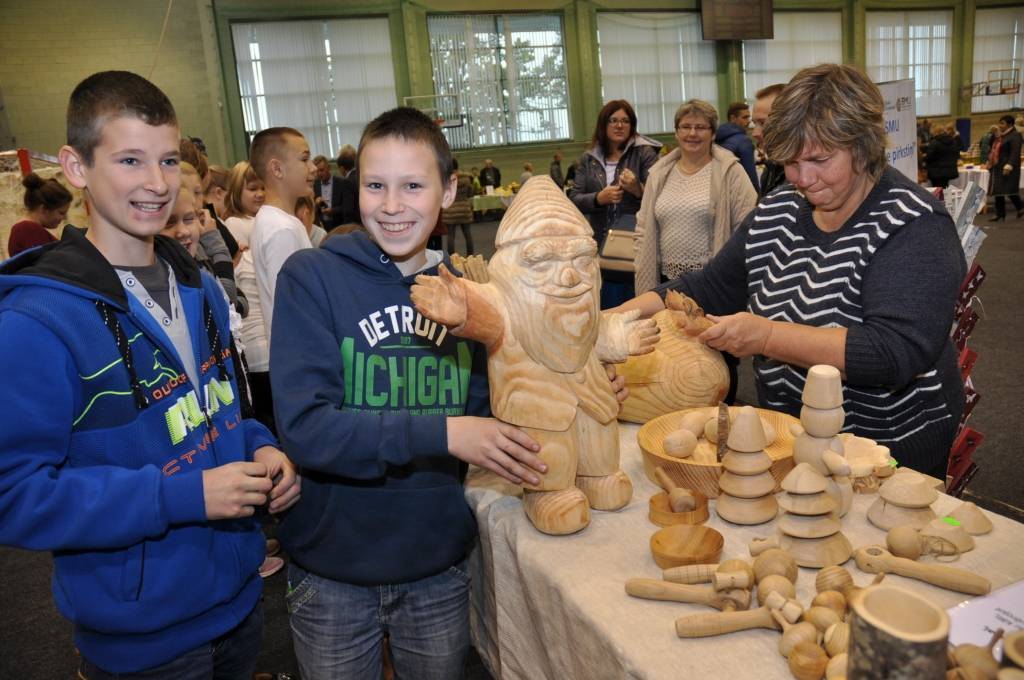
(231, 18, 397, 158)
(866, 11, 953, 116)
(972, 7, 1024, 113)
(427, 14, 569, 150)
(742, 12, 842, 98)
(597, 12, 717, 135)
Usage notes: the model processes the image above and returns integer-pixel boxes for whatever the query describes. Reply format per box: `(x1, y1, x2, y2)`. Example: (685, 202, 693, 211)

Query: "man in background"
(751, 83, 786, 196)
(715, 101, 758, 190)
(313, 155, 344, 229)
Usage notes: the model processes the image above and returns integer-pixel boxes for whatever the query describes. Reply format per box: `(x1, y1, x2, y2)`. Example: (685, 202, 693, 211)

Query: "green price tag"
(888, 458, 898, 467)
(941, 516, 962, 527)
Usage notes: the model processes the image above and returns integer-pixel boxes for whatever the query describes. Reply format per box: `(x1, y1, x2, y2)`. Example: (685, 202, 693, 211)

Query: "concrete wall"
(0, 0, 229, 163)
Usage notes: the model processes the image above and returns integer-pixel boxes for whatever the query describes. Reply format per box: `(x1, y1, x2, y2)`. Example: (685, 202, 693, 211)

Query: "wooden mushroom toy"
(753, 547, 799, 584)
(853, 546, 991, 595)
(950, 629, 1003, 680)
(948, 502, 994, 536)
(774, 609, 823, 658)
(867, 468, 939, 531)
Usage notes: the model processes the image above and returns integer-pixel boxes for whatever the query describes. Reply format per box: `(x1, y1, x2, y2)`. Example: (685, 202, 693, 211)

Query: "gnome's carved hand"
(596, 309, 659, 363)
(411, 264, 468, 330)
(666, 290, 714, 336)
(624, 309, 659, 355)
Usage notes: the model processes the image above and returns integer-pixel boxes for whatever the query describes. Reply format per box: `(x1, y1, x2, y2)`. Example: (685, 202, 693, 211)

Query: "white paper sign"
(947, 578, 1024, 661)
(878, 79, 918, 183)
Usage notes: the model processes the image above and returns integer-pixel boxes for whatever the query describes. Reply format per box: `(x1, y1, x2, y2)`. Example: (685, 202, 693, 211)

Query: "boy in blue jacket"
(270, 107, 548, 679)
(0, 71, 300, 678)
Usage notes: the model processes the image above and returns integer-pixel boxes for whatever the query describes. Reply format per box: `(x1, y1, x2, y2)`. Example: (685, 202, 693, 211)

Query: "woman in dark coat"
(924, 124, 960, 189)
(989, 114, 1023, 221)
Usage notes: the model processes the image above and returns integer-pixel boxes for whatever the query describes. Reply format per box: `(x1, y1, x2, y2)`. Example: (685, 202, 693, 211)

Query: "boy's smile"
(60, 117, 180, 264)
(359, 137, 455, 276)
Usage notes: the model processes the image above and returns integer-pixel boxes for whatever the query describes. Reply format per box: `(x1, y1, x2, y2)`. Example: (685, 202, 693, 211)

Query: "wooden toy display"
(615, 290, 730, 424)
(852, 546, 991, 595)
(638, 406, 798, 498)
(411, 176, 659, 535)
(867, 468, 939, 531)
(777, 463, 853, 568)
(649, 467, 709, 526)
(847, 584, 950, 679)
(792, 365, 854, 517)
(716, 406, 780, 525)
(837, 433, 893, 494)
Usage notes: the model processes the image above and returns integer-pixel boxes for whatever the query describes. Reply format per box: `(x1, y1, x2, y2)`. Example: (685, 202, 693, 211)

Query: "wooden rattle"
(852, 546, 991, 595)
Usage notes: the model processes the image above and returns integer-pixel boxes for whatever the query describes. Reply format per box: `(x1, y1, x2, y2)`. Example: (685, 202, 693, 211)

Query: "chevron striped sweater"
(659, 167, 966, 473)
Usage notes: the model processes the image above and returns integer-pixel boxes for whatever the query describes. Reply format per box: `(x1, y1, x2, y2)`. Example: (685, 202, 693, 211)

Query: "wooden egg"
(789, 641, 829, 680)
(816, 566, 854, 595)
(886, 525, 924, 559)
(649, 524, 724, 569)
(804, 606, 842, 633)
(826, 653, 848, 679)
(812, 590, 847, 620)
(680, 411, 709, 438)
(757, 573, 796, 606)
(753, 547, 799, 583)
(824, 621, 850, 656)
(800, 405, 845, 438)
(663, 429, 698, 459)
(803, 364, 844, 410)
(781, 621, 822, 658)
(704, 416, 720, 444)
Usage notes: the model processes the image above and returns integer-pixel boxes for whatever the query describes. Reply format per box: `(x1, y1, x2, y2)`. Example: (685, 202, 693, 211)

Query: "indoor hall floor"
(0, 207, 1020, 679)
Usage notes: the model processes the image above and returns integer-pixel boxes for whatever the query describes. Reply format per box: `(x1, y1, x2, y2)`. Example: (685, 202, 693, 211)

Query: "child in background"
(248, 126, 316, 348)
(270, 107, 546, 680)
(0, 70, 300, 678)
(7, 173, 72, 256)
(295, 194, 327, 247)
(204, 164, 230, 220)
(180, 162, 241, 311)
(223, 161, 265, 247)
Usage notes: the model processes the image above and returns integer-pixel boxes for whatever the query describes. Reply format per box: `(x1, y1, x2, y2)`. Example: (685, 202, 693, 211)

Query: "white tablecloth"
(465, 422, 1024, 680)
(950, 167, 989, 192)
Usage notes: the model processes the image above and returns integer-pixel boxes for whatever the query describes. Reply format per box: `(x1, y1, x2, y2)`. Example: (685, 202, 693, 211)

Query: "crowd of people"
(0, 60, 1018, 679)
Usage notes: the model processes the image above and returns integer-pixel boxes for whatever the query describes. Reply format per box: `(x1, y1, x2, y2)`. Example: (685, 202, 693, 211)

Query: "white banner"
(878, 79, 918, 182)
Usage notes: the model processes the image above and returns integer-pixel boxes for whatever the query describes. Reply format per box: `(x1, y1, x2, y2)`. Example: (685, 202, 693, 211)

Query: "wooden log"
(848, 585, 949, 680)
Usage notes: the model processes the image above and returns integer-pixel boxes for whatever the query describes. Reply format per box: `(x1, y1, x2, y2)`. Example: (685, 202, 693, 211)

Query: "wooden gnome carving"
(616, 290, 730, 423)
(411, 176, 658, 535)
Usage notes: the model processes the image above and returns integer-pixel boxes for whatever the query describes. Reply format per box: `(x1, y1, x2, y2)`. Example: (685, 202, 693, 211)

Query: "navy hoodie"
(0, 228, 274, 673)
(270, 231, 488, 586)
(714, 122, 758, 191)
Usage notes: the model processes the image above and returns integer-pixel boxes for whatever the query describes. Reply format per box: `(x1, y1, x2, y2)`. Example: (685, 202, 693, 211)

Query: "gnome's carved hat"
(494, 175, 593, 248)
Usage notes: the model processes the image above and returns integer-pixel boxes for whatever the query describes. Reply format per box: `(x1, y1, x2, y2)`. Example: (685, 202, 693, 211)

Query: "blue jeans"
(286, 561, 470, 680)
(77, 603, 263, 680)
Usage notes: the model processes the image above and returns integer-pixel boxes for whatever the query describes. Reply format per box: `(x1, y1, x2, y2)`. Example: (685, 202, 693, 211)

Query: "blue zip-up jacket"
(270, 231, 488, 586)
(714, 122, 758, 192)
(0, 228, 275, 673)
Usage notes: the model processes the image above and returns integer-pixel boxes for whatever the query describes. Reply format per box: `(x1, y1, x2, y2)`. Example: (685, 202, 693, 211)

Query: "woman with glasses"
(634, 99, 757, 296)
(632, 99, 756, 402)
(569, 99, 661, 308)
(614, 65, 966, 478)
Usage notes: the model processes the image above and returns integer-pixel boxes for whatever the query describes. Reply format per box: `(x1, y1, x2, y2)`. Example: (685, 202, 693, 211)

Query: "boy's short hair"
(336, 144, 357, 172)
(727, 101, 749, 120)
(67, 71, 177, 166)
(250, 127, 304, 182)
(312, 155, 329, 167)
(180, 138, 208, 178)
(358, 108, 453, 183)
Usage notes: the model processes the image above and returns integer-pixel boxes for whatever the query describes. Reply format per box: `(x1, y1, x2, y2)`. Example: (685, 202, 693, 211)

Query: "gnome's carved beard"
(495, 267, 600, 374)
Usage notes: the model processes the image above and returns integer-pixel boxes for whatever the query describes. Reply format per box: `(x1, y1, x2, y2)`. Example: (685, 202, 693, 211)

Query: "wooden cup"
(848, 584, 949, 679)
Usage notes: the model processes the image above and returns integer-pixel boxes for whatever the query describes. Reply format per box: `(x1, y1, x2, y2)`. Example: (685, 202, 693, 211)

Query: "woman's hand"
(699, 312, 773, 358)
(619, 169, 642, 197)
(597, 184, 623, 206)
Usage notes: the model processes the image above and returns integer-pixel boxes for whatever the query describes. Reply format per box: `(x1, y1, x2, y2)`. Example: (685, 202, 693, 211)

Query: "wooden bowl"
(649, 491, 710, 527)
(639, 407, 798, 498)
(650, 524, 724, 569)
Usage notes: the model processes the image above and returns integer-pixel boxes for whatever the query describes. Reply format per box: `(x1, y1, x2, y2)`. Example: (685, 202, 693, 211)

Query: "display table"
(465, 422, 1024, 680)
(472, 193, 514, 213)
(950, 167, 990, 192)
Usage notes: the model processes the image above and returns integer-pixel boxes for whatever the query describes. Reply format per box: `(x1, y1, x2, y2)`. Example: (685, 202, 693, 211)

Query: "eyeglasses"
(608, 117, 631, 126)
(677, 124, 712, 133)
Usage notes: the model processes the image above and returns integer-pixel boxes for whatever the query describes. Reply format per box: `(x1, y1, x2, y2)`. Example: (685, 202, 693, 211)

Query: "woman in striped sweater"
(615, 64, 966, 477)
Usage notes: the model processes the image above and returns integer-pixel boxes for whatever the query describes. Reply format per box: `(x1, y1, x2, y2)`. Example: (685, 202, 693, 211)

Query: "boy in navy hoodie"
(270, 107, 548, 679)
(0, 71, 300, 678)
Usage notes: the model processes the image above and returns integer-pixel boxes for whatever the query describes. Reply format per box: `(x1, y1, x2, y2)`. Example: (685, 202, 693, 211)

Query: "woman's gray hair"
(763, 63, 888, 182)
(673, 99, 718, 134)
